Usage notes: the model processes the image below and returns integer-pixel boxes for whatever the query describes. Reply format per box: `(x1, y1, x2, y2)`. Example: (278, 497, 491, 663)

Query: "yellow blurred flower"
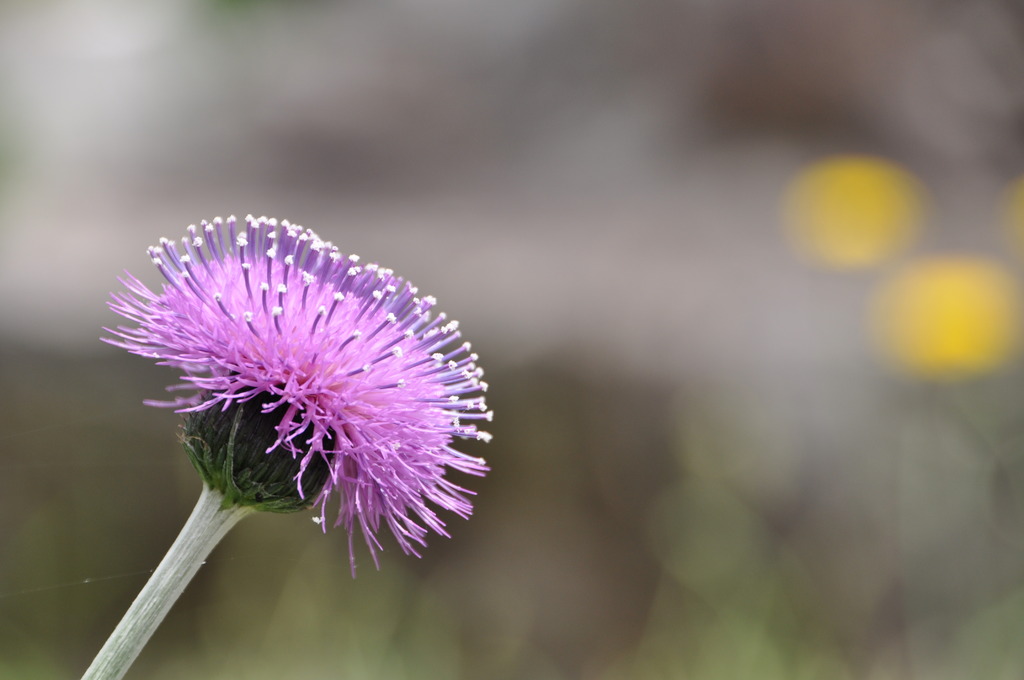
(783, 155, 925, 269)
(869, 257, 1020, 379)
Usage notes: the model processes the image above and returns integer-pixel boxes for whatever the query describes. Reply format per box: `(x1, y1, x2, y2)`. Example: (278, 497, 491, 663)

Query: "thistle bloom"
(106, 215, 491, 568)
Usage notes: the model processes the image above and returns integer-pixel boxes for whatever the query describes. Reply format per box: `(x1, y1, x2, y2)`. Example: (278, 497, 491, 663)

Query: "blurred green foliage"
(5, 347, 1024, 679)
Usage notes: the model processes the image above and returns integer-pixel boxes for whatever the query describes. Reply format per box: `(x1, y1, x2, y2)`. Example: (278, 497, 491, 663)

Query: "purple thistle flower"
(106, 215, 491, 570)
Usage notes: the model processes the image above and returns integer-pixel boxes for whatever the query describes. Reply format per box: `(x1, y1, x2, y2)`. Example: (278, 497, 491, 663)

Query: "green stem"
(81, 485, 253, 680)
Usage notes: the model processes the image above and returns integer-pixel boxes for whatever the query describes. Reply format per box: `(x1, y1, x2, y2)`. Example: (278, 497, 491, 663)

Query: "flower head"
(106, 215, 491, 570)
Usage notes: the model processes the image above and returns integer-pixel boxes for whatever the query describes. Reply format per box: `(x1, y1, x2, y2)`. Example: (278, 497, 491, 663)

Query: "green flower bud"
(181, 399, 330, 513)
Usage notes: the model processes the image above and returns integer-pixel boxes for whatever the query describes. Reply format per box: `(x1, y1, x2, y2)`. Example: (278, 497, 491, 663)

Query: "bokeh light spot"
(869, 257, 1020, 379)
(783, 155, 925, 269)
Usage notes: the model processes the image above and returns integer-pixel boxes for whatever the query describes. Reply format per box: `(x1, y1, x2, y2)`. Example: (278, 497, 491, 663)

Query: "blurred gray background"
(4, 0, 1024, 678)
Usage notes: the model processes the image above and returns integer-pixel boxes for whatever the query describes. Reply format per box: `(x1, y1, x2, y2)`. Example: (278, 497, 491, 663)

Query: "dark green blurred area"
(5, 0, 1024, 678)
(6, 346, 1024, 678)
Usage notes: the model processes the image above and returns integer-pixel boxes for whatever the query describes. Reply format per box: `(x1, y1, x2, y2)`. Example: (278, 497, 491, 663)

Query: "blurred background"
(4, 0, 1024, 678)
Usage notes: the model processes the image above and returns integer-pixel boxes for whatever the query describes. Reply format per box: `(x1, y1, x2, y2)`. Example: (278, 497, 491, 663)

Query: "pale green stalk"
(81, 485, 253, 680)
